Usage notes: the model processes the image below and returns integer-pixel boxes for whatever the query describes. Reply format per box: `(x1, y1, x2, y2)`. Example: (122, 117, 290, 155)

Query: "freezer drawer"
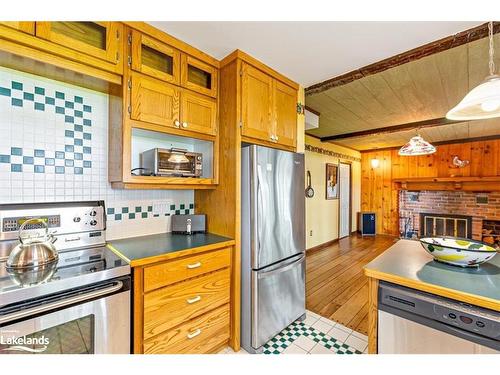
(251, 254, 305, 349)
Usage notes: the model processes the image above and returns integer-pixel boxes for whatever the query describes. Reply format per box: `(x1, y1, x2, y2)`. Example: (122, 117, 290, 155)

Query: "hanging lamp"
(446, 21, 500, 120)
(398, 132, 436, 156)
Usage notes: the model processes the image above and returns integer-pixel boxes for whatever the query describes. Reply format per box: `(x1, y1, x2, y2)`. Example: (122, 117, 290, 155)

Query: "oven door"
(0, 278, 130, 354)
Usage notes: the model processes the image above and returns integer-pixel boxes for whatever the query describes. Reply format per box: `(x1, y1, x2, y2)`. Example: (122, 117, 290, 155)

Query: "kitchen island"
(364, 239, 500, 354)
(108, 232, 238, 354)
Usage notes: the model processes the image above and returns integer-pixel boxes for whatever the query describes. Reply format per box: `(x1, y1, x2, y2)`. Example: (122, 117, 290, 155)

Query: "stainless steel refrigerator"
(241, 144, 306, 353)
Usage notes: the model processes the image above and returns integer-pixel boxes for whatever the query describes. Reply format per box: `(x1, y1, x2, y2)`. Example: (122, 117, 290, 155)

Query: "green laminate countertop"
(364, 239, 500, 311)
(107, 232, 235, 267)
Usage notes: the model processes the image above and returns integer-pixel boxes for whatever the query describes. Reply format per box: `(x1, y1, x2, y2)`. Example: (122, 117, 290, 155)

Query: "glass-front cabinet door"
(130, 30, 180, 84)
(35, 22, 121, 64)
(181, 54, 218, 98)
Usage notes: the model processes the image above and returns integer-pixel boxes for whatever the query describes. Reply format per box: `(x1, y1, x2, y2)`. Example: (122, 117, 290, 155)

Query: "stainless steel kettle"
(6, 218, 59, 269)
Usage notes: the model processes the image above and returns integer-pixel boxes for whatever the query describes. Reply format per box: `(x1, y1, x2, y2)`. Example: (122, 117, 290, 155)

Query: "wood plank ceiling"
(305, 31, 500, 151)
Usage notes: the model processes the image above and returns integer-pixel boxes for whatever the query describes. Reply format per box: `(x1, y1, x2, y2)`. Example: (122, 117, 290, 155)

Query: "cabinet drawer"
(144, 304, 230, 354)
(144, 268, 230, 339)
(143, 247, 231, 292)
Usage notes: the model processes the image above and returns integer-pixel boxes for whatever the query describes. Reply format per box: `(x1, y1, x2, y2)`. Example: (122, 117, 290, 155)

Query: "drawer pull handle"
(187, 296, 202, 304)
(187, 328, 201, 339)
(187, 262, 201, 269)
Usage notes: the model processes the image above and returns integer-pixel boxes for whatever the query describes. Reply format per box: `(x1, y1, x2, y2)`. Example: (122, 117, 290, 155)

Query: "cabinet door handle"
(187, 262, 201, 269)
(187, 328, 201, 339)
(275, 135, 279, 141)
(174, 120, 180, 128)
(182, 122, 188, 128)
(270, 135, 275, 141)
(187, 295, 202, 304)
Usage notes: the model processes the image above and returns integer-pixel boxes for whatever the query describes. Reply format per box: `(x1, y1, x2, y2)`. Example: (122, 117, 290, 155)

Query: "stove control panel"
(2, 215, 61, 232)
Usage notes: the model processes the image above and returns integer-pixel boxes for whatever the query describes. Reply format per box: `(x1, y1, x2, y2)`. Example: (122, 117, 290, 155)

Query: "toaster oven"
(140, 148, 203, 177)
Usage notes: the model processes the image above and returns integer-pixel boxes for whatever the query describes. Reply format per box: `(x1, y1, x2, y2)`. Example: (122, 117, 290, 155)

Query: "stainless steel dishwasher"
(378, 281, 500, 354)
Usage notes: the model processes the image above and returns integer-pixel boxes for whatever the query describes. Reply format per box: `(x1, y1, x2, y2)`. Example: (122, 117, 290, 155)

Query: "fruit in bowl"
(419, 237, 498, 267)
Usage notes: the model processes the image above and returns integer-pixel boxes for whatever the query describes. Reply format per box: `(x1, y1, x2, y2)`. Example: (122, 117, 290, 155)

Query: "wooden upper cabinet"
(181, 90, 217, 136)
(181, 54, 218, 98)
(35, 22, 121, 64)
(131, 30, 180, 84)
(130, 72, 180, 129)
(273, 80, 297, 148)
(241, 62, 273, 142)
(0, 22, 35, 34)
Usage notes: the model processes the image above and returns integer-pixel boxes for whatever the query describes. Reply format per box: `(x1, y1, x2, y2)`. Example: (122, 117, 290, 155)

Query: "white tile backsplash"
(0, 66, 194, 240)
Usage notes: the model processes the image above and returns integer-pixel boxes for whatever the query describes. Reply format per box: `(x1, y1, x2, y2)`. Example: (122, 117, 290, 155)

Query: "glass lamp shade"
(446, 75, 500, 120)
(398, 135, 436, 156)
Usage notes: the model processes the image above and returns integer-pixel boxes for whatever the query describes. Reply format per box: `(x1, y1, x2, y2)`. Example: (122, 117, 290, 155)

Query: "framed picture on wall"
(325, 163, 339, 200)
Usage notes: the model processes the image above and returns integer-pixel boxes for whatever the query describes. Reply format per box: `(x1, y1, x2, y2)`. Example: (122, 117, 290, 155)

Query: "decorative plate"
(419, 237, 498, 267)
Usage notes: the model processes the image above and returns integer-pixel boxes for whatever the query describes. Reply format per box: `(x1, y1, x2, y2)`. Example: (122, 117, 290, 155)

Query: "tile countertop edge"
(107, 236, 236, 267)
(363, 239, 500, 313)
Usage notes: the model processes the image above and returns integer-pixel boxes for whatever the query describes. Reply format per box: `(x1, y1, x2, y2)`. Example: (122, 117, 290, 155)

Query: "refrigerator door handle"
(257, 254, 305, 279)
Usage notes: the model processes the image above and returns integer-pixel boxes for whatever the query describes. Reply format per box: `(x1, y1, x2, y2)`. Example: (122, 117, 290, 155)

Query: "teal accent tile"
(189, 203, 194, 209)
(184, 209, 190, 214)
(0, 155, 10, 163)
(11, 164, 22, 172)
(128, 213, 135, 219)
(83, 105, 91, 112)
(55, 106, 65, 114)
(74, 110, 83, 118)
(45, 97, 55, 105)
(55, 166, 65, 174)
(122, 207, 129, 214)
(74, 167, 83, 174)
(11, 81, 22, 90)
(83, 147, 91, 154)
(74, 124, 83, 132)
(107, 208, 115, 215)
(23, 156, 34, 164)
(11, 98, 22, 107)
(34, 149, 45, 157)
(115, 214, 122, 221)
(65, 159, 74, 167)
(23, 92, 34, 101)
(65, 115, 74, 123)
(65, 101, 74, 109)
(11, 147, 22, 156)
(55, 151, 65, 159)
(83, 133, 91, 140)
(74, 139, 83, 146)
(55, 91, 64, 99)
(153, 214, 159, 217)
(34, 165, 45, 173)
(170, 204, 175, 210)
(34, 87, 45, 95)
(65, 130, 74, 138)
(175, 210, 180, 215)
(0, 87, 11, 96)
(141, 212, 148, 218)
(74, 96, 83, 103)
(83, 119, 91, 126)
(135, 206, 141, 213)
(65, 145, 74, 152)
(83, 161, 91, 168)
(74, 153, 83, 160)
(34, 102, 45, 111)
(147, 206, 153, 212)
(180, 204, 185, 209)
(45, 158, 55, 166)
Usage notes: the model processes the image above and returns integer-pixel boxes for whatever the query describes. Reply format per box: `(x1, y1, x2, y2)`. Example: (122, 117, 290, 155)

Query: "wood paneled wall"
(361, 139, 500, 235)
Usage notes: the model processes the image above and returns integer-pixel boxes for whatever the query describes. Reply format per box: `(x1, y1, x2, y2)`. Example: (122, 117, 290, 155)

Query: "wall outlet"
(153, 202, 170, 216)
(309, 230, 313, 236)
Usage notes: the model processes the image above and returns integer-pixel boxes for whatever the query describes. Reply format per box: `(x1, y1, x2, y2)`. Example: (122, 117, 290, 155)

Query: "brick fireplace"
(399, 190, 500, 243)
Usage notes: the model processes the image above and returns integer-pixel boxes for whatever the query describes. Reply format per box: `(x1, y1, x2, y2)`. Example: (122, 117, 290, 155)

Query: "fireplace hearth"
(419, 213, 472, 239)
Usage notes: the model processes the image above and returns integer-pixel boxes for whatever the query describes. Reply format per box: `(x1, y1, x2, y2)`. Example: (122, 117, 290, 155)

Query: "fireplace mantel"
(393, 176, 500, 192)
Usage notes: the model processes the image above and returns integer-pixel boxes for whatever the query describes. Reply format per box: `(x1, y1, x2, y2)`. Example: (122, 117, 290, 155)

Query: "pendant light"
(446, 21, 500, 120)
(398, 131, 436, 156)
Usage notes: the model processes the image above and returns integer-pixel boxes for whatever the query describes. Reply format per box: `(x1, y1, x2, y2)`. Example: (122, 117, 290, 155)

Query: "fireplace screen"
(419, 213, 472, 239)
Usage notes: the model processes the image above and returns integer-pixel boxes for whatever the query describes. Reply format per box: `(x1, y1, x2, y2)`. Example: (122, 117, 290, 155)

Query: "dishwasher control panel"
(379, 281, 500, 341)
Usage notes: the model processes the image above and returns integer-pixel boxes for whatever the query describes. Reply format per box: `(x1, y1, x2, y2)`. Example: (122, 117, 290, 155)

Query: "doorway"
(338, 162, 351, 239)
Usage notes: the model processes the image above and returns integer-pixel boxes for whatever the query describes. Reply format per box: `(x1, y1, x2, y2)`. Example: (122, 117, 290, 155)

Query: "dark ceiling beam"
(305, 22, 500, 96)
(319, 117, 461, 142)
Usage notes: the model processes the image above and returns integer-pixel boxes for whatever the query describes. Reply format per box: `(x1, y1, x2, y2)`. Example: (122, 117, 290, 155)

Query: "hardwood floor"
(305, 234, 397, 335)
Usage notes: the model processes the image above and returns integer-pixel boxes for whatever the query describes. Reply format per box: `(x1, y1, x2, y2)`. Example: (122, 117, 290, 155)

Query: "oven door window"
(0, 315, 95, 354)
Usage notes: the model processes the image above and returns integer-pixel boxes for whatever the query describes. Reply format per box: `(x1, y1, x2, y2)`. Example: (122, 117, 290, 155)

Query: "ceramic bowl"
(419, 237, 498, 267)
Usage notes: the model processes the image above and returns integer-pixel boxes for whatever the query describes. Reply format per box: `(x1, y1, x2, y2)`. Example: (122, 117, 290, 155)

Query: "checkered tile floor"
(220, 310, 368, 355)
